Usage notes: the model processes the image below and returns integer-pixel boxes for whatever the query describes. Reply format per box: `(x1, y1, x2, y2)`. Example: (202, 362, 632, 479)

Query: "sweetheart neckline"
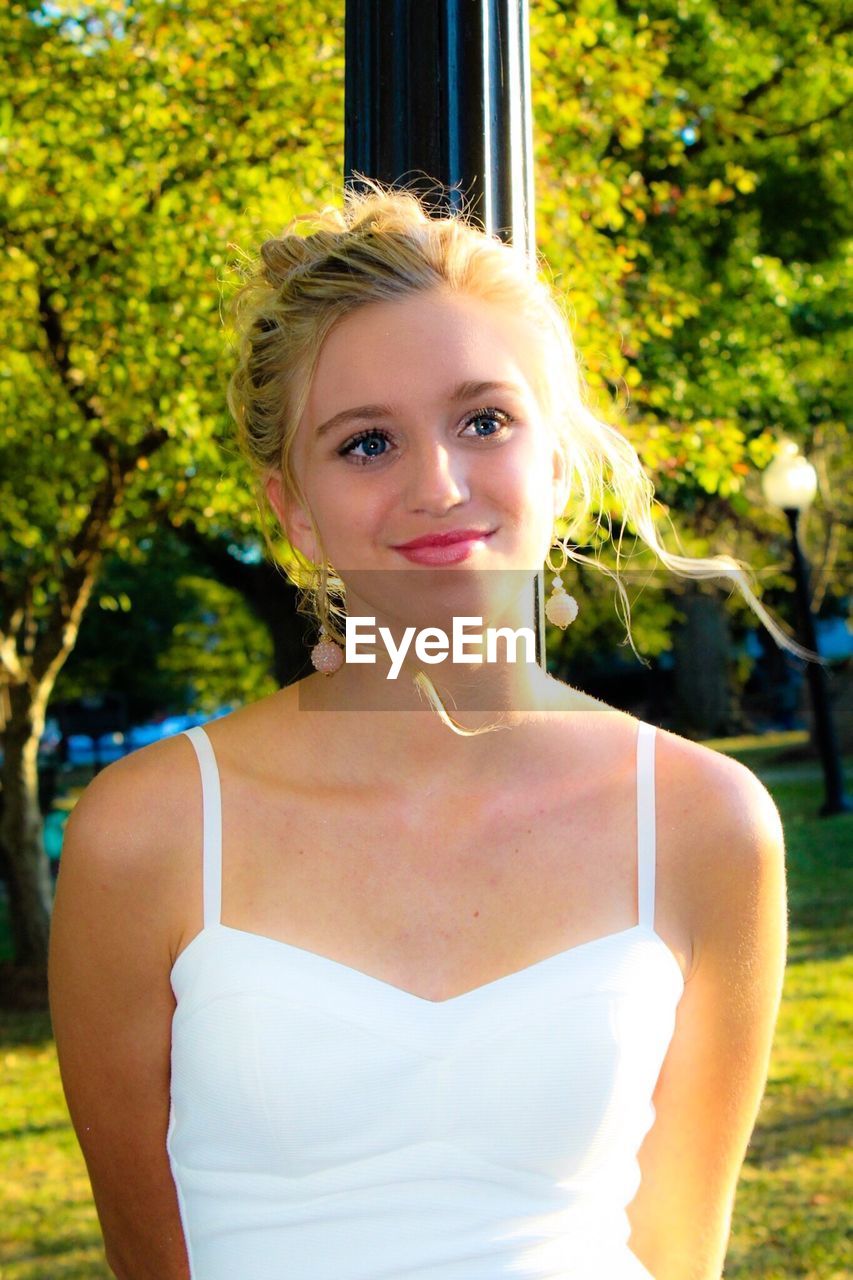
(170, 920, 686, 1007)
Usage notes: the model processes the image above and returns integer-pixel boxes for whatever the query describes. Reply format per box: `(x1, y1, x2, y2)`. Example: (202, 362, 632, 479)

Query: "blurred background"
(0, 1, 850, 1276)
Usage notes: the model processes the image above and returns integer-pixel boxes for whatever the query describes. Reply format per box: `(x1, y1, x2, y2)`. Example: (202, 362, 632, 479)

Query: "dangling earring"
(311, 623, 344, 675)
(544, 539, 579, 629)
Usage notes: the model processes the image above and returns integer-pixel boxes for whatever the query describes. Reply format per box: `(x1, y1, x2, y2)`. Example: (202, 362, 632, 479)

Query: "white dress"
(167, 720, 684, 1278)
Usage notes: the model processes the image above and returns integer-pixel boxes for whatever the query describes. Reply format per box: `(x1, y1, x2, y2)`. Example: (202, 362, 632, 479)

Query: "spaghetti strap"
(635, 721, 657, 932)
(182, 726, 222, 930)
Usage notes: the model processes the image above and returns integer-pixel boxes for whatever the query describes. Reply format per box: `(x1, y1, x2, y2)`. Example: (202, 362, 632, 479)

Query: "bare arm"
(626, 748, 788, 1280)
(48, 741, 195, 1280)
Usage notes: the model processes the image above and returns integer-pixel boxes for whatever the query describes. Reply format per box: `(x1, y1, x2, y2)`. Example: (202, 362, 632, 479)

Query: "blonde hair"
(224, 175, 819, 734)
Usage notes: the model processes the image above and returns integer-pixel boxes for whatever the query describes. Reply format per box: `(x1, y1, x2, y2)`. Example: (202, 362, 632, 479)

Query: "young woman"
(48, 179, 796, 1280)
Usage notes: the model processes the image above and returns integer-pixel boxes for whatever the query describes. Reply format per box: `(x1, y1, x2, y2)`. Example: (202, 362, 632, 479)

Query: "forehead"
(303, 289, 545, 422)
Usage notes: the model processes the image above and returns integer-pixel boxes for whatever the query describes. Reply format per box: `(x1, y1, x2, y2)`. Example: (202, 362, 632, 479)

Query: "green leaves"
(0, 0, 343, 577)
(0, 0, 847, 694)
(530, 0, 850, 670)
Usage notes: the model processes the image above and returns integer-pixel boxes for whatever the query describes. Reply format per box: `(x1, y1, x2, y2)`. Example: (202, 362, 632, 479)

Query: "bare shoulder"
(61, 732, 199, 870)
(652, 723, 786, 867)
(59, 694, 301, 943)
(652, 719, 782, 811)
(65, 729, 199, 842)
(581, 709, 786, 971)
(55, 730, 204, 965)
(651, 723, 787, 974)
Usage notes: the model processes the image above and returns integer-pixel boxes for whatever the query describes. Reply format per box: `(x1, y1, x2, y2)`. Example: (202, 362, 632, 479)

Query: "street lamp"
(761, 439, 851, 816)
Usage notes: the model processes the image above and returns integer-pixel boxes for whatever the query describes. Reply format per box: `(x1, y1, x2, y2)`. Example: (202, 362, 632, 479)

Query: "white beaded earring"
(309, 560, 346, 675)
(544, 539, 579, 629)
(310, 623, 344, 675)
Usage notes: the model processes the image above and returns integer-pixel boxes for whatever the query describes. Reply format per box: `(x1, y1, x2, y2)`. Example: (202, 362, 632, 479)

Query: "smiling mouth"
(392, 529, 497, 550)
(391, 532, 497, 565)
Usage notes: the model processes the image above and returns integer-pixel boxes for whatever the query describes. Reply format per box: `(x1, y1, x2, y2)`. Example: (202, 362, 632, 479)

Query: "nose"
(405, 438, 471, 514)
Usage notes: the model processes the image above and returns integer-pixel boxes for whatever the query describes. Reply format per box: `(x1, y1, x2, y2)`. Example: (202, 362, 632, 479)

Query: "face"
(265, 288, 570, 632)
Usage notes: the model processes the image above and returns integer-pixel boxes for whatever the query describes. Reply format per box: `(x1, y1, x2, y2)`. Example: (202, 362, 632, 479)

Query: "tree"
(0, 0, 344, 965)
(530, 0, 851, 725)
(51, 525, 293, 723)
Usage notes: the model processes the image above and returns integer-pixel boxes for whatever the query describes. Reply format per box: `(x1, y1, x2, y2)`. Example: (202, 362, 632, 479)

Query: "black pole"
(343, 0, 545, 664)
(784, 507, 851, 816)
(344, 0, 535, 246)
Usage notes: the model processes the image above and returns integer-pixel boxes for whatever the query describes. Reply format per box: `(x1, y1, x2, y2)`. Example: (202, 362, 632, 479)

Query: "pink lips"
(392, 530, 496, 565)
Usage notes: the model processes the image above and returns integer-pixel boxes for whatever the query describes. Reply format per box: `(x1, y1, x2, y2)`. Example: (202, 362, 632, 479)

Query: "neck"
(293, 617, 613, 786)
(292, 663, 615, 790)
(309, 571, 552, 716)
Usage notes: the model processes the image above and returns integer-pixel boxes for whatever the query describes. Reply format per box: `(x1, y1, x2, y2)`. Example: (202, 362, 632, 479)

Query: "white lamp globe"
(761, 439, 818, 512)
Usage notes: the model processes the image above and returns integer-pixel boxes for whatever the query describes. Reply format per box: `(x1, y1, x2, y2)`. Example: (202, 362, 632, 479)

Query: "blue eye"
(463, 407, 514, 438)
(338, 428, 392, 465)
(338, 404, 512, 465)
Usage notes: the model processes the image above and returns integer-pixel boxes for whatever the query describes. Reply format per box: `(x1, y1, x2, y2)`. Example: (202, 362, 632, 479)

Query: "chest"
(185, 752, 667, 1002)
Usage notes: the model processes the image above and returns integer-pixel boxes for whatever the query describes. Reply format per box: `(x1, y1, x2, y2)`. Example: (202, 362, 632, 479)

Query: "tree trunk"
(0, 430, 166, 976)
(0, 682, 53, 967)
(671, 588, 736, 738)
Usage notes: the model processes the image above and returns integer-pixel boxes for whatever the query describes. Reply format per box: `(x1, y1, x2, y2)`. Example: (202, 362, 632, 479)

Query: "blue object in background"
(125, 723, 170, 751)
(156, 713, 201, 737)
(43, 809, 69, 863)
(815, 616, 853, 661)
(740, 616, 852, 664)
(96, 731, 126, 764)
(66, 734, 97, 767)
(51, 707, 235, 769)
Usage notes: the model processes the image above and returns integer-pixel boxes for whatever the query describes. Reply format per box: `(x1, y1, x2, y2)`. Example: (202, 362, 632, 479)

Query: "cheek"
(313, 477, 387, 553)
(515, 454, 561, 556)
(515, 442, 557, 514)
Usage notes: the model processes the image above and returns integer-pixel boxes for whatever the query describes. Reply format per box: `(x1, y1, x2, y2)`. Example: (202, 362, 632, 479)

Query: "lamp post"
(343, 1, 546, 666)
(761, 439, 851, 816)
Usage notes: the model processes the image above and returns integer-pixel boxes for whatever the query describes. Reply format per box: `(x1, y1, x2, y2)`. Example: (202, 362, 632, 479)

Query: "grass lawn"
(1, 732, 850, 1278)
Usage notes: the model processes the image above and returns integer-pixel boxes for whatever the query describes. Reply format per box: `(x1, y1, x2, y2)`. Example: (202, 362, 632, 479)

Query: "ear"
(264, 469, 320, 564)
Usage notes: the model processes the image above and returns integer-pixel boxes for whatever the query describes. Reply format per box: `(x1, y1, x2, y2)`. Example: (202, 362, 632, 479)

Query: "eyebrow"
(313, 380, 527, 440)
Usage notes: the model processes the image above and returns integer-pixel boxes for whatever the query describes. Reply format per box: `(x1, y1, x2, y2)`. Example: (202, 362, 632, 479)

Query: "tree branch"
(754, 96, 852, 139)
(36, 285, 99, 425)
(28, 428, 169, 687)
